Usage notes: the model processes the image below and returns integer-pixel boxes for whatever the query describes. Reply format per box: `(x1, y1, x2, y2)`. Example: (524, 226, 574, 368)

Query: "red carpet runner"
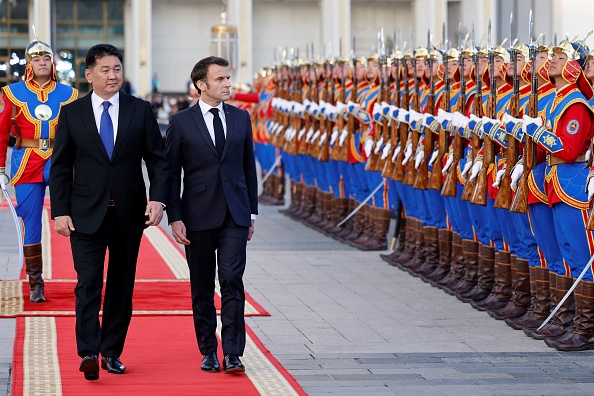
(4, 208, 305, 395)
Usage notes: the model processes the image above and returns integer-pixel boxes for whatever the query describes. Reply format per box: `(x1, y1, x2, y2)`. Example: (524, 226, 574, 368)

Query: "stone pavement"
(2, 189, 594, 395)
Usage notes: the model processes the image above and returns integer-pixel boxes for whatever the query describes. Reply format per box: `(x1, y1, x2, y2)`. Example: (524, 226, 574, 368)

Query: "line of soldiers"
(247, 23, 594, 352)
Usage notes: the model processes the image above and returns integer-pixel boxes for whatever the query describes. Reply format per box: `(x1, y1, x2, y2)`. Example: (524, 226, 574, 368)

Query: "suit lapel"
(112, 92, 134, 159)
(191, 105, 219, 157)
(222, 103, 233, 160)
(77, 92, 109, 160)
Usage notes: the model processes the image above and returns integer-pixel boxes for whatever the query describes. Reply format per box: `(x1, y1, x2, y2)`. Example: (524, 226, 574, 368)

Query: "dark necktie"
(100, 101, 114, 159)
(209, 107, 225, 157)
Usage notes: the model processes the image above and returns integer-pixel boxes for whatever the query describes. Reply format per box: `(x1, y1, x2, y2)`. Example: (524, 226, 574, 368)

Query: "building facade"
(0, 0, 589, 97)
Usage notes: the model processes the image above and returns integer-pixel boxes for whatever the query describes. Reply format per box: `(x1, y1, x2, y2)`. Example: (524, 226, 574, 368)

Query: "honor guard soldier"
(0, 33, 78, 302)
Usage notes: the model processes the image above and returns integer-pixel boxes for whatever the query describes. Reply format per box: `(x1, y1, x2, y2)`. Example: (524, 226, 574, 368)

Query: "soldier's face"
(508, 54, 526, 76)
(367, 61, 379, 79)
(415, 59, 425, 78)
(447, 60, 459, 78)
(30, 54, 52, 81)
(585, 59, 594, 80)
(549, 52, 567, 78)
(334, 65, 342, 79)
(462, 57, 472, 77)
(478, 57, 488, 75)
(356, 63, 366, 80)
(300, 66, 307, 79)
(424, 60, 437, 78)
(535, 51, 549, 71)
(494, 57, 505, 78)
(85, 55, 123, 99)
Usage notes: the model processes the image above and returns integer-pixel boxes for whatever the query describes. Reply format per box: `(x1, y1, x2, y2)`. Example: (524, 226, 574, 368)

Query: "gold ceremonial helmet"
(512, 42, 529, 59)
(429, 48, 443, 63)
(539, 43, 554, 60)
(460, 45, 476, 57)
(367, 53, 379, 63)
(493, 45, 510, 64)
(553, 40, 584, 62)
(354, 55, 367, 65)
(26, 28, 53, 62)
(414, 47, 429, 60)
(445, 48, 459, 60)
(477, 46, 489, 57)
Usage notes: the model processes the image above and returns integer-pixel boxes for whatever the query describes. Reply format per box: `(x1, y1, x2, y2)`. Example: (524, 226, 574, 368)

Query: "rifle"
(318, 59, 332, 162)
(383, 33, 401, 179)
(377, 47, 392, 172)
(331, 55, 347, 161)
(494, 13, 518, 210)
(462, 22, 483, 201)
(414, 29, 434, 190)
(366, 31, 385, 172)
(391, 30, 409, 181)
(470, 19, 495, 205)
(308, 62, 323, 158)
(442, 23, 466, 197)
(298, 57, 312, 155)
(428, 23, 449, 190)
(509, 10, 537, 213)
(285, 58, 302, 156)
(403, 28, 421, 186)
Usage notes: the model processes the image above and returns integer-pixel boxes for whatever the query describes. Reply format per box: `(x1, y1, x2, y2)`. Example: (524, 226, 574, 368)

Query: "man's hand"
(171, 220, 190, 245)
(248, 219, 255, 241)
(145, 201, 164, 226)
(54, 215, 75, 237)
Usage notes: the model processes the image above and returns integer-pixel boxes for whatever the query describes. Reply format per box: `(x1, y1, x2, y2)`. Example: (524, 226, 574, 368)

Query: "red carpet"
(6, 208, 305, 394)
(11, 316, 306, 395)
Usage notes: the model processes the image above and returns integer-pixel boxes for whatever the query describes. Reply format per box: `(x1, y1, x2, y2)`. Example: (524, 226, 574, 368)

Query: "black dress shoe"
(201, 352, 221, 372)
(223, 354, 245, 373)
(79, 354, 99, 380)
(101, 356, 126, 374)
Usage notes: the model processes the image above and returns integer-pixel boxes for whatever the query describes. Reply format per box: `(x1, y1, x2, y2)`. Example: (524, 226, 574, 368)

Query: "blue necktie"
(100, 101, 114, 159)
(209, 107, 225, 157)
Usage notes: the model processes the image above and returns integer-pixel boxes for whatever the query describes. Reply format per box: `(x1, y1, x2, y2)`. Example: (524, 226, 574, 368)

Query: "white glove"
(437, 108, 452, 124)
(392, 144, 401, 162)
(297, 127, 307, 140)
(305, 127, 315, 143)
(469, 160, 483, 182)
(442, 154, 454, 174)
(470, 113, 482, 124)
(428, 148, 439, 166)
(0, 171, 9, 190)
(415, 150, 425, 169)
(374, 137, 384, 154)
(522, 114, 543, 137)
(587, 148, 592, 163)
(364, 139, 374, 158)
(493, 166, 507, 188)
(318, 131, 327, 145)
(588, 177, 594, 201)
(397, 109, 409, 124)
(451, 111, 464, 128)
(402, 143, 413, 165)
(373, 103, 383, 117)
(381, 143, 392, 160)
(510, 162, 524, 190)
(461, 159, 473, 179)
(409, 110, 423, 123)
(339, 129, 348, 146)
(330, 128, 339, 145)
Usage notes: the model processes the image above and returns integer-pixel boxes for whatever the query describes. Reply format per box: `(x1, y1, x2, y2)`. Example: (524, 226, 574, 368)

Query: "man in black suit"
(166, 56, 258, 374)
(50, 44, 169, 381)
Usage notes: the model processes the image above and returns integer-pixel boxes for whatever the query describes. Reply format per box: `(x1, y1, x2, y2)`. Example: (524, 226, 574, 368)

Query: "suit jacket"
(50, 91, 169, 234)
(166, 102, 258, 231)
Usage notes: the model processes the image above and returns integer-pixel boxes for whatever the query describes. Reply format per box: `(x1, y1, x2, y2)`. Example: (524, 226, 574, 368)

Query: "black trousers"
(185, 210, 248, 356)
(71, 207, 142, 358)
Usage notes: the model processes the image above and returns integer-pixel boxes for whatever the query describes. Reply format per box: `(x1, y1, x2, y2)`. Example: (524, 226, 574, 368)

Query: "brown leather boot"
(354, 207, 391, 251)
(271, 174, 285, 205)
(459, 245, 495, 303)
(344, 203, 366, 242)
(452, 240, 480, 297)
(24, 243, 45, 303)
(297, 185, 317, 221)
(391, 217, 418, 268)
(547, 280, 594, 351)
(311, 192, 332, 229)
(304, 188, 324, 226)
(506, 266, 551, 330)
(524, 273, 575, 340)
(472, 250, 512, 311)
(403, 220, 427, 272)
(325, 197, 349, 236)
(380, 215, 406, 264)
(425, 228, 452, 283)
(259, 172, 274, 205)
(436, 232, 465, 291)
(490, 258, 531, 320)
(416, 226, 440, 280)
(280, 180, 300, 216)
(334, 198, 358, 241)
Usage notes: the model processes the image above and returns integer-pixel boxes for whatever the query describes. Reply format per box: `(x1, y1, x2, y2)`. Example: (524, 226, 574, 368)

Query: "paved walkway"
(2, 182, 594, 395)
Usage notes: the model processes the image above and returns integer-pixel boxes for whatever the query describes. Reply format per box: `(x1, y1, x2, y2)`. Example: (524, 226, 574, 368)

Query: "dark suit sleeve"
(141, 100, 170, 206)
(243, 110, 258, 216)
(165, 115, 183, 223)
(49, 106, 74, 218)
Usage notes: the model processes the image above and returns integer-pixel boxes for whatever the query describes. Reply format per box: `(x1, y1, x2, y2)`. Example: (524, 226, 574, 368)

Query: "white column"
(320, 0, 345, 58)
(124, 0, 142, 97)
(139, 0, 152, 97)
(414, 0, 447, 50)
(31, 0, 51, 43)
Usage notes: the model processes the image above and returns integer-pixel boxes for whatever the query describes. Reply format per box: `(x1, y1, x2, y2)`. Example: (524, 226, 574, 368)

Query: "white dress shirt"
(91, 91, 119, 143)
(198, 99, 226, 147)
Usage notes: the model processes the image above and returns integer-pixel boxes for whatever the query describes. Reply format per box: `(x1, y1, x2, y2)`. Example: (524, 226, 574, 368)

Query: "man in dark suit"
(50, 44, 169, 381)
(166, 56, 258, 374)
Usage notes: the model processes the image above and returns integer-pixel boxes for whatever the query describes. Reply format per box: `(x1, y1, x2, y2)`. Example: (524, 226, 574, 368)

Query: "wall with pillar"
(30, 0, 51, 44)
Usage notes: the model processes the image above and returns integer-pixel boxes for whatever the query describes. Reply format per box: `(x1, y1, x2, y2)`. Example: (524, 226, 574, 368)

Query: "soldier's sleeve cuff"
(490, 127, 508, 148)
(533, 128, 563, 153)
